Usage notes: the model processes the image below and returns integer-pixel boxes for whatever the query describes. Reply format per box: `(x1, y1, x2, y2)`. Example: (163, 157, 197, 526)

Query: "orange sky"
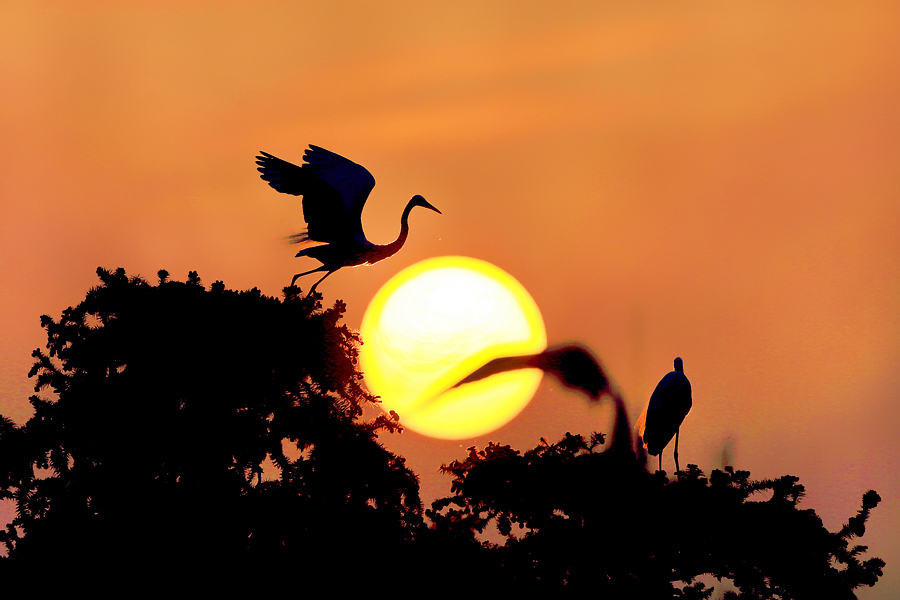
(2, 2, 898, 595)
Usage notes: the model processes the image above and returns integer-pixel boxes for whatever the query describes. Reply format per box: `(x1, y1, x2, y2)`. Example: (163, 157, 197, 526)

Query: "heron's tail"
(286, 229, 310, 245)
(286, 229, 328, 257)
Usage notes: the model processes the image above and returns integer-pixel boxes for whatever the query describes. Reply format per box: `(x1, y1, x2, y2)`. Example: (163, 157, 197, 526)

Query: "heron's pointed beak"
(412, 194, 441, 214)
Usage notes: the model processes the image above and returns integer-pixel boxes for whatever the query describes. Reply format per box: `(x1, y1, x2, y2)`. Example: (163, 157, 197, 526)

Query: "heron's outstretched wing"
(256, 151, 309, 196)
(303, 145, 376, 212)
(256, 146, 375, 244)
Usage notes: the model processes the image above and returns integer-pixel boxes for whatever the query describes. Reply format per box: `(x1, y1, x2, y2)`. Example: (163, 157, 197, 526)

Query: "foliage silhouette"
(0, 269, 885, 597)
(425, 429, 884, 598)
(432, 342, 883, 597)
(0, 268, 420, 584)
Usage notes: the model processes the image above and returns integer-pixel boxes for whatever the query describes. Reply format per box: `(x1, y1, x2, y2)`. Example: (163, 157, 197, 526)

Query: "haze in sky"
(1, 3, 898, 596)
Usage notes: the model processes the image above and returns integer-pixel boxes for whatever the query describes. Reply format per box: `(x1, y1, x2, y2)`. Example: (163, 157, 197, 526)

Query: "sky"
(2, 1, 898, 595)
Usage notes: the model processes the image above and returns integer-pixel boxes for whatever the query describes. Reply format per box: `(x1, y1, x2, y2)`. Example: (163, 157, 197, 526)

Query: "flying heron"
(256, 145, 441, 295)
(637, 357, 692, 474)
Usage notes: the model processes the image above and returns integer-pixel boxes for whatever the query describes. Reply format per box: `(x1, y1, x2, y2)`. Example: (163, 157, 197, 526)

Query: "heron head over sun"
(360, 256, 545, 439)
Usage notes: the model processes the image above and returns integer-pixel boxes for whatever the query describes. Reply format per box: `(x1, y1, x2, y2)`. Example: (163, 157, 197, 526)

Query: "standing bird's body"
(637, 357, 692, 474)
(256, 145, 440, 295)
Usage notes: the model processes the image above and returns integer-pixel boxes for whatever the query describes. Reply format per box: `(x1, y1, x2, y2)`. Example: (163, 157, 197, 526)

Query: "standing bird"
(637, 357, 692, 474)
(256, 145, 441, 295)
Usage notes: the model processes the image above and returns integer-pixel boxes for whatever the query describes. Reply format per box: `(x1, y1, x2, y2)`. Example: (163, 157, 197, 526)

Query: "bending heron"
(256, 145, 441, 295)
(450, 344, 610, 400)
(448, 344, 634, 455)
(637, 357, 692, 474)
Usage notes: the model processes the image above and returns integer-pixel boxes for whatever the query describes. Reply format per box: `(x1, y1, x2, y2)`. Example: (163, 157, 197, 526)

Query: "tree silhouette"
(425, 430, 884, 598)
(0, 268, 885, 597)
(0, 268, 420, 584)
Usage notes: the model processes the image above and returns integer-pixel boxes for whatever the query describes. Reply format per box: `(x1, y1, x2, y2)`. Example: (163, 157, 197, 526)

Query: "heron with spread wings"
(256, 145, 441, 295)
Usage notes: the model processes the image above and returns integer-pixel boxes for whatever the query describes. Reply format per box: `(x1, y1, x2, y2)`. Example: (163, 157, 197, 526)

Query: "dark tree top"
(424, 432, 884, 598)
(0, 268, 420, 584)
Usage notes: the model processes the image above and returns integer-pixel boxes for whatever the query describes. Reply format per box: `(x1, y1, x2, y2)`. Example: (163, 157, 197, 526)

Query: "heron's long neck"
(381, 201, 415, 257)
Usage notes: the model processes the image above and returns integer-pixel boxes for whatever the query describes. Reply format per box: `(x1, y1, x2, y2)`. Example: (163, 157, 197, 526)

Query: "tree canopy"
(0, 268, 419, 584)
(425, 433, 884, 598)
(0, 268, 884, 597)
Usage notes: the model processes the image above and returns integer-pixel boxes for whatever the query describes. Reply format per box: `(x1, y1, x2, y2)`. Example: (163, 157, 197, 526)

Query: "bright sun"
(360, 256, 546, 439)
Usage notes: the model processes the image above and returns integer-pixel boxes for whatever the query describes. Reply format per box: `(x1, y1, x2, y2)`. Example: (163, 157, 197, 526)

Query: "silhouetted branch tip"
(862, 489, 881, 510)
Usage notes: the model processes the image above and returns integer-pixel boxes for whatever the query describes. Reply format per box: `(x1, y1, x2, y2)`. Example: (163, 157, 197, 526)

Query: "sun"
(360, 256, 546, 439)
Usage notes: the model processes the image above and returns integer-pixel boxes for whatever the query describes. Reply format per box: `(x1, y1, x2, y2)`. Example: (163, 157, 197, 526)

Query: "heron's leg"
(658, 454, 662, 473)
(291, 266, 328, 287)
(307, 269, 336, 297)
(674, 428, 681, 475)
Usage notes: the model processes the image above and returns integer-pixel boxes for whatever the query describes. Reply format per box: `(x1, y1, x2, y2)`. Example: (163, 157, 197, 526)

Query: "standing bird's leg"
(658, 454, 662, 473)
(674, 428, 681, 475)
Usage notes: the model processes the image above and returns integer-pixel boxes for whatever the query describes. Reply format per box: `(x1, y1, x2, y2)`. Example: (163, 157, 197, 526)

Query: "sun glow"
(360, 256, 546, 439)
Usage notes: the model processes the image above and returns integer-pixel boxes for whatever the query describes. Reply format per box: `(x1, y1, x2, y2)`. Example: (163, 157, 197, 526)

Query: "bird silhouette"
(256, 145, 441, 295)
(636, 357, 692, 474)
(450, 344, 610, 400)
(447, 344, 636, 455)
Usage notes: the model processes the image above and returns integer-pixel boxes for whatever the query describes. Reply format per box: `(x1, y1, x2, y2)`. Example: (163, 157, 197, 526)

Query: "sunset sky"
(2, 2, 898, 595)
